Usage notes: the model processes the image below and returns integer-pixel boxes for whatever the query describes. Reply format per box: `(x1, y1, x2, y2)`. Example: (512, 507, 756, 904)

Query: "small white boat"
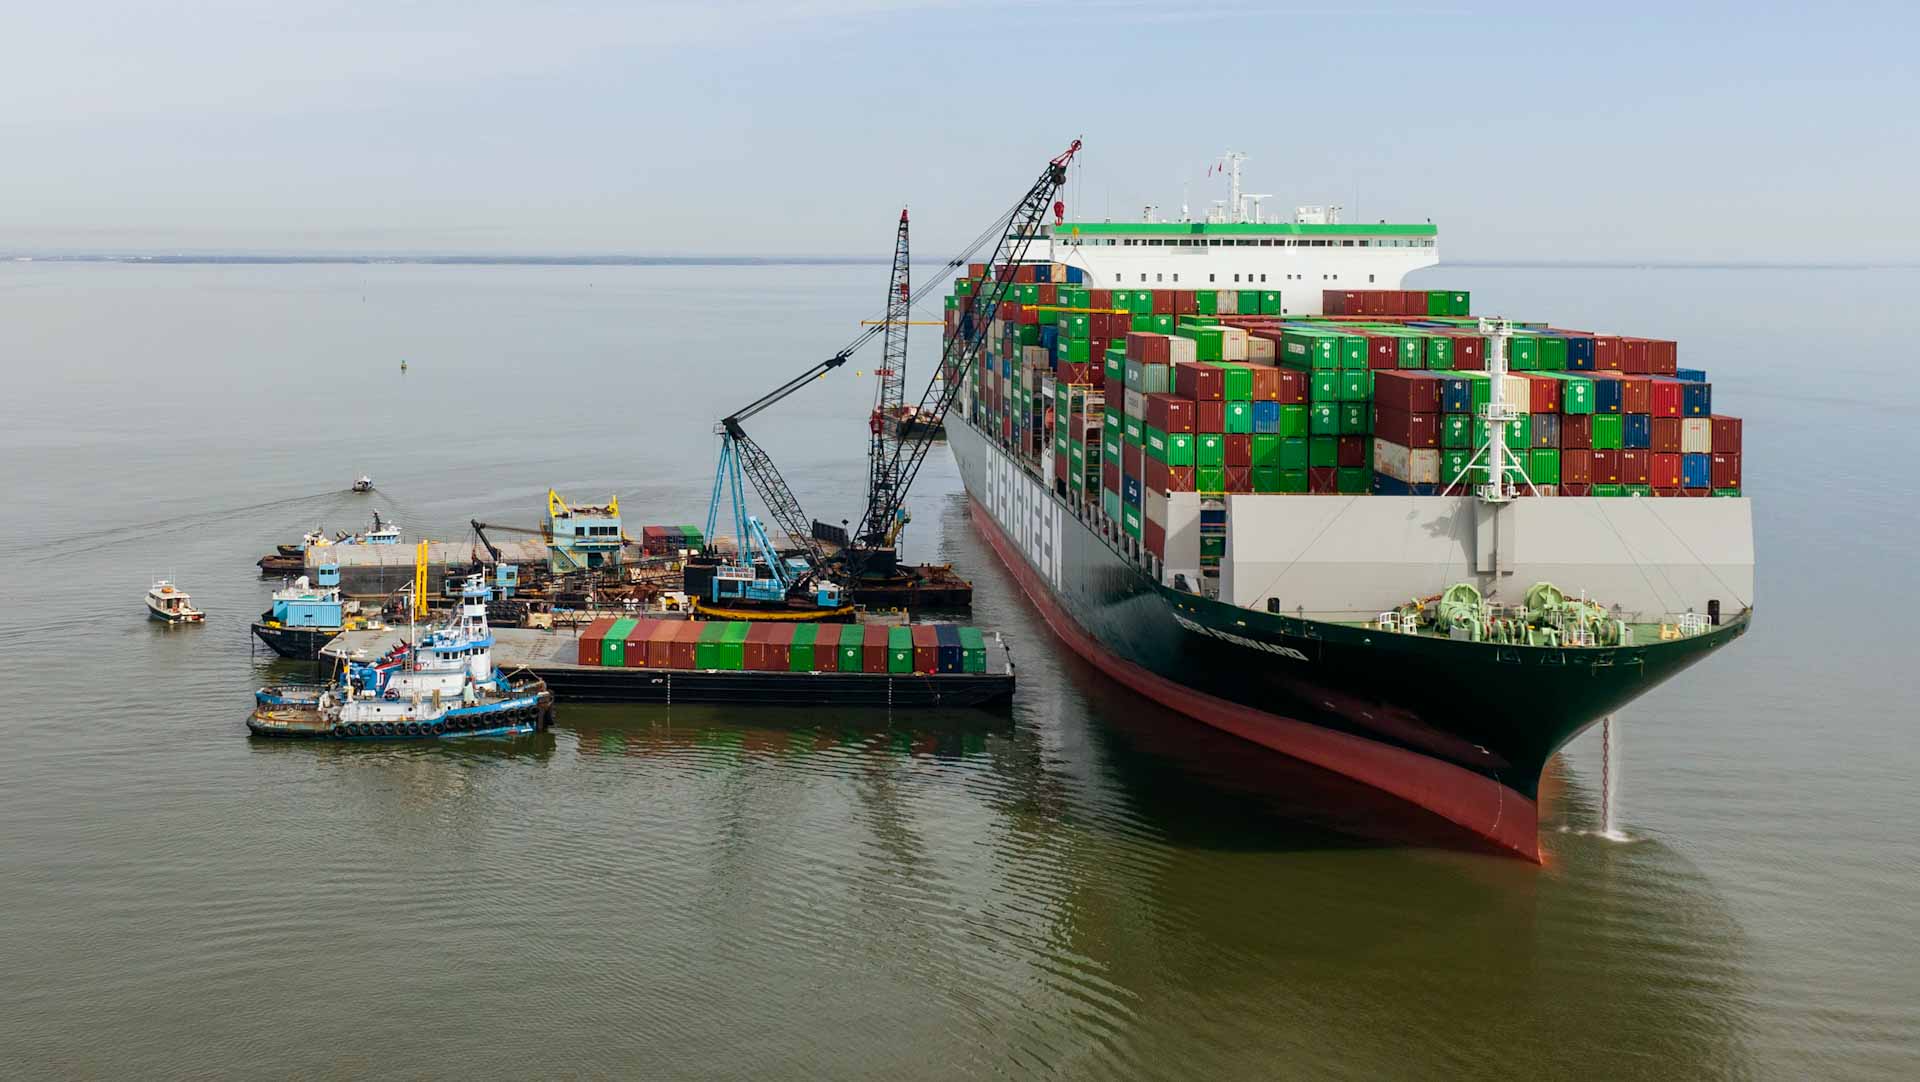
(352, 476, 374, 493)
(146, 580, 205, 624)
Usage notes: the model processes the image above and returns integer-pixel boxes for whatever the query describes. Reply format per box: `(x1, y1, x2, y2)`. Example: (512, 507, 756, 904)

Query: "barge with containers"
(940, 161, 1752, 859)
(321, 617, 1015, 709)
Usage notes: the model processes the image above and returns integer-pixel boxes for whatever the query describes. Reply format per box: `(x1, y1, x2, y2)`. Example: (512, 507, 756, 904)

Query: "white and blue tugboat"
(249, 574, 553, 741)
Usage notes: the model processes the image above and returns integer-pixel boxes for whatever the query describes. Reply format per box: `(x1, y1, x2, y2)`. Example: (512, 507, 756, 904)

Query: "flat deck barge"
(320, 625, 1015, 709)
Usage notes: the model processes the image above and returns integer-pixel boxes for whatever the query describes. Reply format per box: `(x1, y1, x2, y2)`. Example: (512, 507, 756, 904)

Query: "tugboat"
(251, 571, 357, 659)
(146, 580, 205, 624)
(352, 475, 374, 493)
(250, 574, 553, 740)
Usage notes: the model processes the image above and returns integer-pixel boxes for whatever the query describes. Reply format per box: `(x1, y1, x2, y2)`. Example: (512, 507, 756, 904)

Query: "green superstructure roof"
(1056, 221, 1437, 237)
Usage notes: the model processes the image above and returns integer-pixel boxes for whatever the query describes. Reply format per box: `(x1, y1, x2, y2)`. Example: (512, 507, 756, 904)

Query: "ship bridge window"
(1208, 274, 1215, 282)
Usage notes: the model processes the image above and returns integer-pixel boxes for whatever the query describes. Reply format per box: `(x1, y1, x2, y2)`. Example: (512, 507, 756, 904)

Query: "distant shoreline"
(1, 253, 1912, 271)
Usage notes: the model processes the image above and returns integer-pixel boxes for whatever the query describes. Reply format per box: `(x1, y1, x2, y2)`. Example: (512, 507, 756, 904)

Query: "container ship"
(939, 157, 1753, 859)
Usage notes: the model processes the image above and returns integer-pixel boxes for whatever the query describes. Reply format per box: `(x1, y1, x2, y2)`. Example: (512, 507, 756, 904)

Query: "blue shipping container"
(1566, 336, 1596, 369)
(1675, 367, 1709, 383)
(1066, 266, 1084, 284)
(1623, 413, 1652, 449)
(1595, 378, 1625, 414)
(1371, 474, 1438, 496)
(1682, 453, 1711, 488)
(1032, 264, 1051, 283)
(1122, 475, 1142, 506)
(1531, 414, 1561, 448)
(1441, 377, 1474, 414)
(1251, 401, 1280, 433)
(1682, 382, 1712, 417)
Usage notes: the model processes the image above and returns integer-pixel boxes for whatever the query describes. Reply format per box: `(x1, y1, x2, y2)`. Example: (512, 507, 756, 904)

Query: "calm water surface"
(1, 262, 1914, 1079)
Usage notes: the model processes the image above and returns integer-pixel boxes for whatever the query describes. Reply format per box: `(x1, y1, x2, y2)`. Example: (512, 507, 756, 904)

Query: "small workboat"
(249, 574, 553, 740)
(146, 580, 205, 624)
(352, 475, 374, 493)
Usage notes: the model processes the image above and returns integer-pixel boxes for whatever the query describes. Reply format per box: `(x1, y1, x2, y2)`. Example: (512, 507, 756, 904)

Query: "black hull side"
(250, 620, 339, 661)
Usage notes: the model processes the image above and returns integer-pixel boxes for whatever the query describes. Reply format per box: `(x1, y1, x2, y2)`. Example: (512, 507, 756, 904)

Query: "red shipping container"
(1014, 264, 1036, 283)
(1173, 290, 1197, 315)
(1649, 339, 1677, 376)
(1650, 452, 1683, 488)
(1055, 451, 1068, 482)
(1373, 370, 1442, 413)
(1593, 335, 1623, 372)
(1560, 413, 1593, 449)
(1711, 453, 1742, 489)
(624, 618, 661, 667)
(1592, 450, 1623, 484)
(578, 616, 617, 665)
(1650, 416, 1682, 453)
(1373, 408, 1439, 448)
(968, 262, 985, 279)
(1151, 290, 1174, 316)
(1562, 449, 1593, 484)
(1277, 369, 1308, 404)
(668, 621, 701, 670)
(1143, 517, 1166, 558)
(1103, 461, 1121, 493)
(1224, 466, 1253, 493)
(1620, 376, 1652, 415)
(1399, 290, 1428, 316)
(1650, 487, 1680, 498)
(1088, 288, 1111, 308)
(809, 624, 842, 672)
(1225, 434, 1252, 468)
(1321, 290, 1347, 315)
(1526, 374, 1562, 414)
(1620, 450, 1651, 485)
(1013, 303, 1039, 325)
(1648, 378, 1683, 418)
(744, 622, 791, 672)
(1174, 362, 1223, 401)
(1145, 457, 1195, 493)
(1122, 442, 1142, 475)
(1365, 335, 1399, 370)
(1037, 283, 1058, 306)
(1145, 393, 1195, 433)
(1249, 366, 1281, 402)
(1621, 337, 1652, 374)
(1560, 482, 1592, 497)
(1196, 400, 1226, 432)
(1127, 332, 1170, 364)
(1308, 467, 1338, 493)
(1364, 291, 1393, 317)
(1711, 415, 1743, 454)
(1337, 435, 1367, 468)
(911, 624, 939, 674)
(1058, 363, 1093, 385)
(861, 624, 889, 673)
(1448, 333, 1487, 371)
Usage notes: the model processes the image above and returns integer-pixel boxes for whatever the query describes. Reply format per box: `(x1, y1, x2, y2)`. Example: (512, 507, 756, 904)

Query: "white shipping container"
(1168, 336, 1199, 365)
(1500, 375, 1532, 413)
(1373, 440, 1440, 484)
(1247, 335, 1277, 363)
(1681, 418, 1712, 453)
(1216, 291, 1239, 315)
(1124, 388, 1146, 419)
(1219, 326, 1248, 362)
(1024, 345, 1051, 373)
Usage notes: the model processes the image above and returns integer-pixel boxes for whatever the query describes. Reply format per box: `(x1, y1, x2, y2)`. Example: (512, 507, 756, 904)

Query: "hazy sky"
(2, 1, 1912, 261)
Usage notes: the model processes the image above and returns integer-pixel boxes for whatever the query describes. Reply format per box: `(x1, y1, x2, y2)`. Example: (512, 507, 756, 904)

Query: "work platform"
(320, 625, 1015, 709)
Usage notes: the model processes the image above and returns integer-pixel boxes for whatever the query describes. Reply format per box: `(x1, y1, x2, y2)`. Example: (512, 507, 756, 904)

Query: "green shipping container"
(958, 626, 988, 674)
(1442, 413, 1475, 449)
(1224, 402, 1253, 434)
(1591, 414, 1625, 450)
(1624, 484, 1654, 497)
(789, 623, 817, 672)
(1508, 336, 1538, 371)
(1249, 433, 1282, 467)
(1713, 488, 1742, 497)
(1167, 432, 1195, 466)
(1594, 484, 1625, 498)
(1150, 314, 1176, 334)
(1427, 290, 1451, 316)
(1219, 364, 1253, 401)
(1309, 436, 1339, 468)
(1337, 467, 1370, 493)
(695, 621, 728, 670)
(1530, 449, 1562, 485)
(1339, 336, 1369, 370)
(1538, 336, 1567, 371)
(1279, 437, 1309, 471)
(1339, 370, 1372, 402)
(887, 626, 913, 674)
(718, 621, 750, 670)
(837, 628, 864, 672)
(1122, 504, 1143, 538)
(1426, 336, 1454, 370)
(1310, 371, 1341, 403)
(1196, 434, 1226, 467)
(1448, 291, 1472, 316)
(1260, 290, 1284, 315)
(1556, 374, 1595, 414)
(1131, 291, 1155, 315)
(1339, 403, 1371, 435)
(1124, 415, 1144, 446)
(1279, 469, 1310, 493)
(602, 618, 638, 667)
(1442, 449, 1473, 486)
(1144, 424, 1170, 463)
(1236, 290, 1261, 313)
(1504, 415, 1530, 447)
(1195, 290, 1217, 315)
(1310, 403, 1339, 435)
(1103, 488, 1121, 522)
(1252, 466, 1284, 493)
(1063, 338, 1090, 363)
(1396, 336, 1424, 370)
(1131, 314, 1153, 332)
(1200, 535, 1227, 557)
(1195, 467, 1226, 494)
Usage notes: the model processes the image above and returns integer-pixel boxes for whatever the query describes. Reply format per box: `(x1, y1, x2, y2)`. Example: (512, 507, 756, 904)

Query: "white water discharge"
(1600, 714, 1630, 842)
